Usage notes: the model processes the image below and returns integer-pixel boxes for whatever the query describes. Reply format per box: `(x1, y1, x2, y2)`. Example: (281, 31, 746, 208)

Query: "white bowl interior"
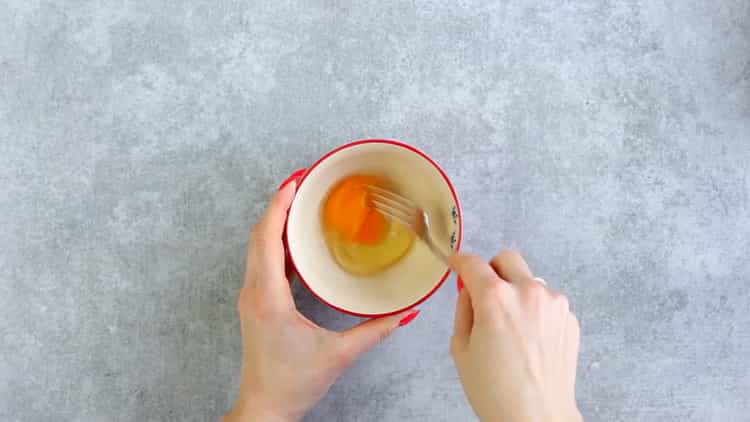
(287, 142, 460, 315)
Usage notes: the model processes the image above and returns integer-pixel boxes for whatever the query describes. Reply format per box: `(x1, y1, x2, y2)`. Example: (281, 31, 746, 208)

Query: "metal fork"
(366, 185, 449, 264)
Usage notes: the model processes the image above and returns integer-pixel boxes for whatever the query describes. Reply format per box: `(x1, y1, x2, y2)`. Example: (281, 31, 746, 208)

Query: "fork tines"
(365, 185, 416, 229)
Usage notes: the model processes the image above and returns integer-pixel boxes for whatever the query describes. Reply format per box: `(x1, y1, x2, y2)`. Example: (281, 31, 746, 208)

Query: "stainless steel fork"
(366, 185, 449, 264)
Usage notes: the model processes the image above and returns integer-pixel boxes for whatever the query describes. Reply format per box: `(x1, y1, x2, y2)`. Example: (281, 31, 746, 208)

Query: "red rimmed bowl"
(285, 139, 462, 317)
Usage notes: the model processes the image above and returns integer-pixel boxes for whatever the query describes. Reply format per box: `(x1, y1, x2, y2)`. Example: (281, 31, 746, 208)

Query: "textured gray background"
(1, 1, 749, 421)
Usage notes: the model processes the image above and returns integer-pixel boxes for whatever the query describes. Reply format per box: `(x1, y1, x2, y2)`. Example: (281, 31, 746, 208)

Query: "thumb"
(337, 309, 420, 366)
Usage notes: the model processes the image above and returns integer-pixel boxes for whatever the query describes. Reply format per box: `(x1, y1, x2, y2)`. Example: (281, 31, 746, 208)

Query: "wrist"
(224, 396, 296, 422)
(531, 401, 582, 422)
(224, 406, 295, 422)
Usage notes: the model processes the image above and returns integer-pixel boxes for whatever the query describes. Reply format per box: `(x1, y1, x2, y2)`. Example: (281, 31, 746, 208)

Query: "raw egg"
(322, 175, 414, 275)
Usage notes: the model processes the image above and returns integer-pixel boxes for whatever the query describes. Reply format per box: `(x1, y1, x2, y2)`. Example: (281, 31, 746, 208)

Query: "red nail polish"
(457, 277, 464, 292)
(399, 310, 420, 327)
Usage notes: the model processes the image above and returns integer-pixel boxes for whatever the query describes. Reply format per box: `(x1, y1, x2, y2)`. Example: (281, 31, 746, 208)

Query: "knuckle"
(459, 254, 485, 270)
(483, 279, 506, 299)
(334, 342, 356, 366)
(492, 249, 523, 263)
(520, 281, 551, 311)
(332, 342, 347, 361)
(556, 293, 570, 311)
(461, 253, 483, 262)
(524, 279, 547, 298)
(475, 296, 503, 317)
(250, 222, 273, 245)
(270, 191, 285, 208)
(248, 297, 279, 321)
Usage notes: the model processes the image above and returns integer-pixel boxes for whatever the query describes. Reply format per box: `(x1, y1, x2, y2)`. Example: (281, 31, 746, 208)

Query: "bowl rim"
(286, 138, 463, 317)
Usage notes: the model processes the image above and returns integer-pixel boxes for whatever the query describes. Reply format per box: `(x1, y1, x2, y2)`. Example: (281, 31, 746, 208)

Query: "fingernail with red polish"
(399, 310, 420, 327)
(457, 277, 464, 292)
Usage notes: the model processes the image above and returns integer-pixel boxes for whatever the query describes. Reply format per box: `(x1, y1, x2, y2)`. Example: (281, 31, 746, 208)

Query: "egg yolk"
(322, 175, 415, 275)
(323, 175, 386, 245)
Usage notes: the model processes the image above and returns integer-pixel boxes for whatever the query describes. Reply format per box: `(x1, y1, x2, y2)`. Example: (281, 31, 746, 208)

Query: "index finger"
(449, 253, 509, 299)
(489, 250, 533, 283)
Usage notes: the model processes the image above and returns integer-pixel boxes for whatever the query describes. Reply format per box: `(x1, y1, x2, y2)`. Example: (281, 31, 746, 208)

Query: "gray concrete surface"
(1, 1, 749, 421)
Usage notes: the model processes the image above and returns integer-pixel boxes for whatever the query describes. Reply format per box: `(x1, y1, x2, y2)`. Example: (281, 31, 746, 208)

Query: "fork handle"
(424, 233, 450, 264)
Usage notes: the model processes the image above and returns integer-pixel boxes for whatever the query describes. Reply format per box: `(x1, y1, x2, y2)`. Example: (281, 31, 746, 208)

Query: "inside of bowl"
(286, 141, 460, 315)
